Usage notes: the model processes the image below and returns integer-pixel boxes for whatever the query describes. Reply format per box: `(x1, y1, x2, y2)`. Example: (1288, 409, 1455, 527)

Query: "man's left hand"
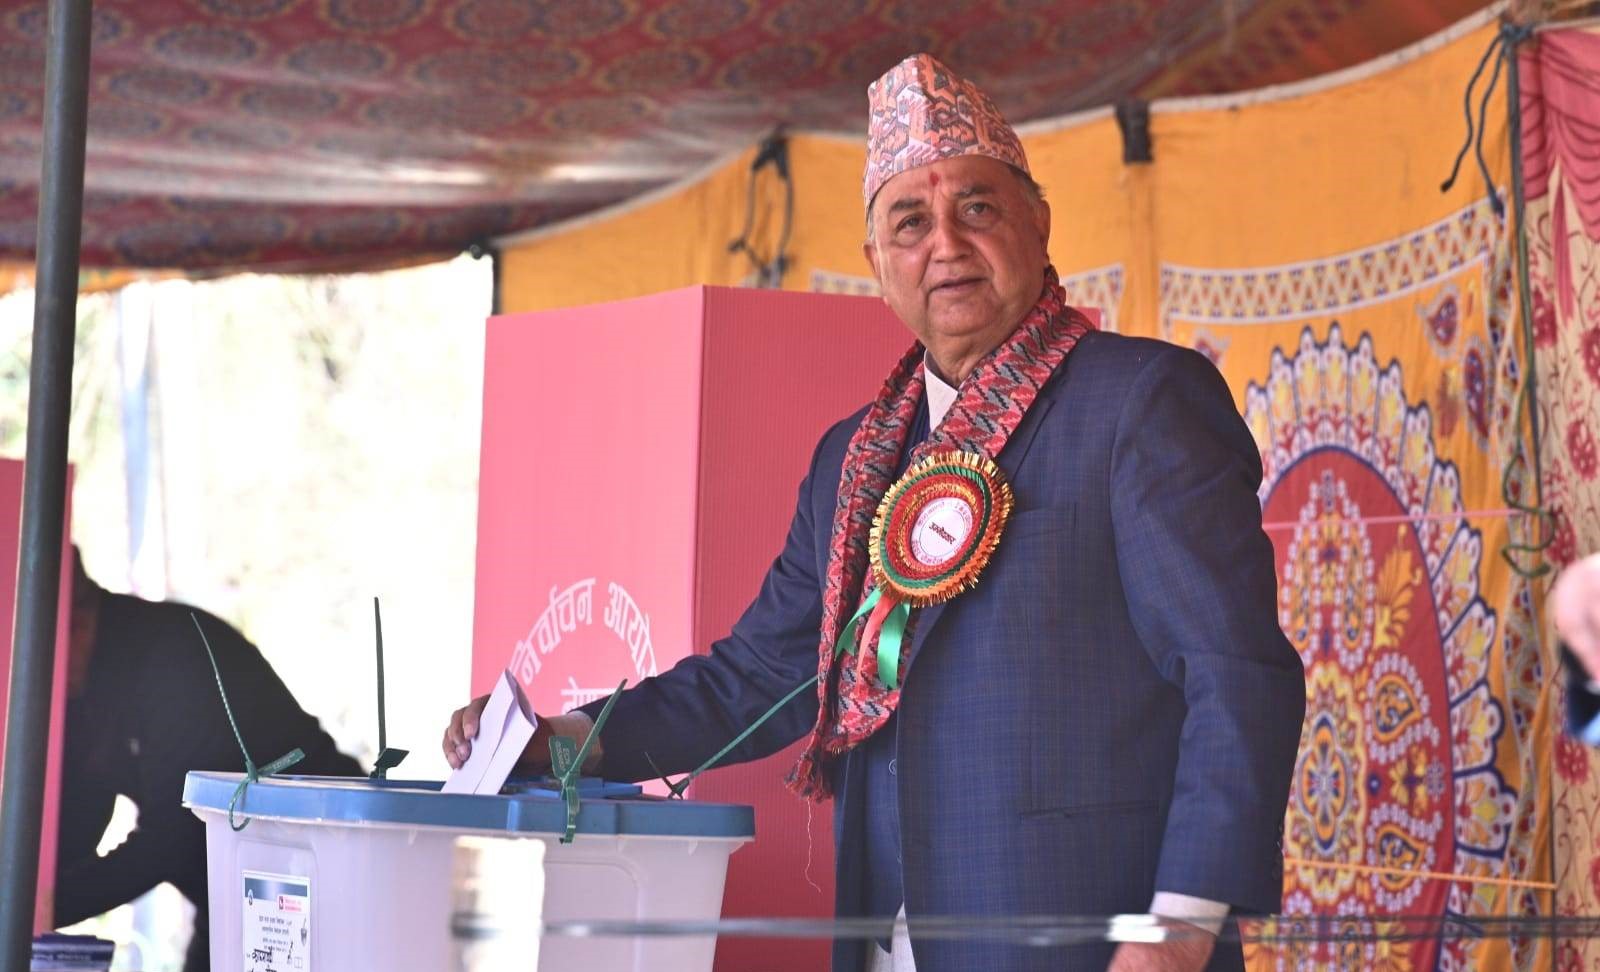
(1106, 929, 1215, 972)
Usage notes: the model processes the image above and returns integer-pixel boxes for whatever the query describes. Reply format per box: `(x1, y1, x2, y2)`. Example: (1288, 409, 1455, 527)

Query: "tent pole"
(0, 0, 93, 968)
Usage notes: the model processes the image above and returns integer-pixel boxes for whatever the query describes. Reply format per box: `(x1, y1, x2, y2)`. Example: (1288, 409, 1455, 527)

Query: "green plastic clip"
(548, 736, 580, 842)
(550, 679, 626, 844)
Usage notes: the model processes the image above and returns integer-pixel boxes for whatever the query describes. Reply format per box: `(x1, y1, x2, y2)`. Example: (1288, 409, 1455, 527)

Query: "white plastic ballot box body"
(184, 772, 753, 972)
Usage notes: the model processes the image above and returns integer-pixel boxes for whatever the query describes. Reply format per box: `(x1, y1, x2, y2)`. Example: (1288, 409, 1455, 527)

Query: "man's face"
(863, 155, 1050, 367)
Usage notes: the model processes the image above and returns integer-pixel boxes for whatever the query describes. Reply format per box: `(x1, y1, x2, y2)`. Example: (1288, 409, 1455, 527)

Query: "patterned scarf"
(787, 267, 1095, 799)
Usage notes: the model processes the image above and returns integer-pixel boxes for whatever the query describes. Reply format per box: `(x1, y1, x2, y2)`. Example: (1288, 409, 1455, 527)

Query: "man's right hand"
(441, 695, 602, 775)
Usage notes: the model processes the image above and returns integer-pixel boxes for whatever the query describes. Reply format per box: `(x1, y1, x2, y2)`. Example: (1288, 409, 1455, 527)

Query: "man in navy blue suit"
(445, 54, 1304, 972)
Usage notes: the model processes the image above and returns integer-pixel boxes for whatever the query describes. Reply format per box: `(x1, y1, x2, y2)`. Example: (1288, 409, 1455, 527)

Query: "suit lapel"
(995, 394, 1055, 481)
(900, 392, 1057, 684)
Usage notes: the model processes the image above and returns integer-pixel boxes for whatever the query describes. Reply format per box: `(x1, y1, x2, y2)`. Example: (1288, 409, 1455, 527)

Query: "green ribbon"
(834, 588, 878, 659)
(874, 599, 911, 691)
(832, 587, 911, 690)
(192, 614, 305, 832)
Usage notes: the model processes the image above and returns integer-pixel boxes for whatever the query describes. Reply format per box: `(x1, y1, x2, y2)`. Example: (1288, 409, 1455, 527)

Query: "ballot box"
(473, 286, 911, 971)
(185, 771, 753, 972)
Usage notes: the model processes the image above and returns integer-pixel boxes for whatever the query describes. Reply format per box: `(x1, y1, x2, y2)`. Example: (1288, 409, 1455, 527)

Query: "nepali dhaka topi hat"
(863, 53, 1030, 208)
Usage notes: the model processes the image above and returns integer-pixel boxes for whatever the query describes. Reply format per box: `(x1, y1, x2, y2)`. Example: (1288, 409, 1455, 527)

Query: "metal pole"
(0, 0, 93, 968)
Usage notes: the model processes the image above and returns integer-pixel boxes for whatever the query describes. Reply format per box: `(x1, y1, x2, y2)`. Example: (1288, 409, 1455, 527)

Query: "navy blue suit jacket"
(584, 331, 1306, 972)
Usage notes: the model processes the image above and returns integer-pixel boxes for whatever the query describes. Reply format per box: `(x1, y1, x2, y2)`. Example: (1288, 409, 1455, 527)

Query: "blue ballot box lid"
(182, 771, 755, 839)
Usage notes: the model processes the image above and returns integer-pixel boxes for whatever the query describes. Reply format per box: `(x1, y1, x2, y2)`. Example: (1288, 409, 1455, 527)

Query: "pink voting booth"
(472, 286, 910, 971)
(0, 458, 73, 934)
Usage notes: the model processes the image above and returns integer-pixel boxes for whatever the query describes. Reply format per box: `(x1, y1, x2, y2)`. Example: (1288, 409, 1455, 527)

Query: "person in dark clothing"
(54, 551, 361, 972)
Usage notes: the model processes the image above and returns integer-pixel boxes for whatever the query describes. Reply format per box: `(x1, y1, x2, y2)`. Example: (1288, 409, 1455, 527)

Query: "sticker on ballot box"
(243, 870, 311, 972)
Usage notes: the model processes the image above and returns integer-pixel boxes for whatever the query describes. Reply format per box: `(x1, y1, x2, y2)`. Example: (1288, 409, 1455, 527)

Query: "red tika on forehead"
(862, 53, 1029, 208)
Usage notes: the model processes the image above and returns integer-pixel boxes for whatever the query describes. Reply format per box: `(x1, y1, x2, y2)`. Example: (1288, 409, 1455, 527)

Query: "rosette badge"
(837, 451, 1014, 690)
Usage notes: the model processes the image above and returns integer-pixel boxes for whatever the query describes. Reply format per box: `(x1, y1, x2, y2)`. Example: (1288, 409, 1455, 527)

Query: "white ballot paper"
(442, 668, 538, 795)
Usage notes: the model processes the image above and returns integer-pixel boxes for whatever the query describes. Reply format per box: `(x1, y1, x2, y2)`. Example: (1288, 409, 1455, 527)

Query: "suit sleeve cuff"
(555, 710, 602, 772)
(1148, 892, 1228, 936)
(1563, 644, 1600, 737)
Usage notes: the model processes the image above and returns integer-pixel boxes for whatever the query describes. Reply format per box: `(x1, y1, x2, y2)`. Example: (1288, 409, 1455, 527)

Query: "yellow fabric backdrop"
(499, 147, 760, 312)
(1153, 21, 1551, 972)
(499, 116, 1137, 328)
(1520, 22, 1600, 972)
(500, 11, 1580, 969)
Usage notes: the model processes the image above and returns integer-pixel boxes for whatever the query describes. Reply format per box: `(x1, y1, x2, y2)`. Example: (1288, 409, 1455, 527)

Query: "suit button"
(888, 758, 897, 776)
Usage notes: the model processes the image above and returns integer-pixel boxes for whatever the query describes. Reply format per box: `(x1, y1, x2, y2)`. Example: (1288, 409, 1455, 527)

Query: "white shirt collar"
(923, 354, 958, 428)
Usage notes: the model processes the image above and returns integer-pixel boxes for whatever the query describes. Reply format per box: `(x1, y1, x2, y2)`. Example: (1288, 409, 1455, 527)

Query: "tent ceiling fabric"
(0, 0, 1490, 274)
